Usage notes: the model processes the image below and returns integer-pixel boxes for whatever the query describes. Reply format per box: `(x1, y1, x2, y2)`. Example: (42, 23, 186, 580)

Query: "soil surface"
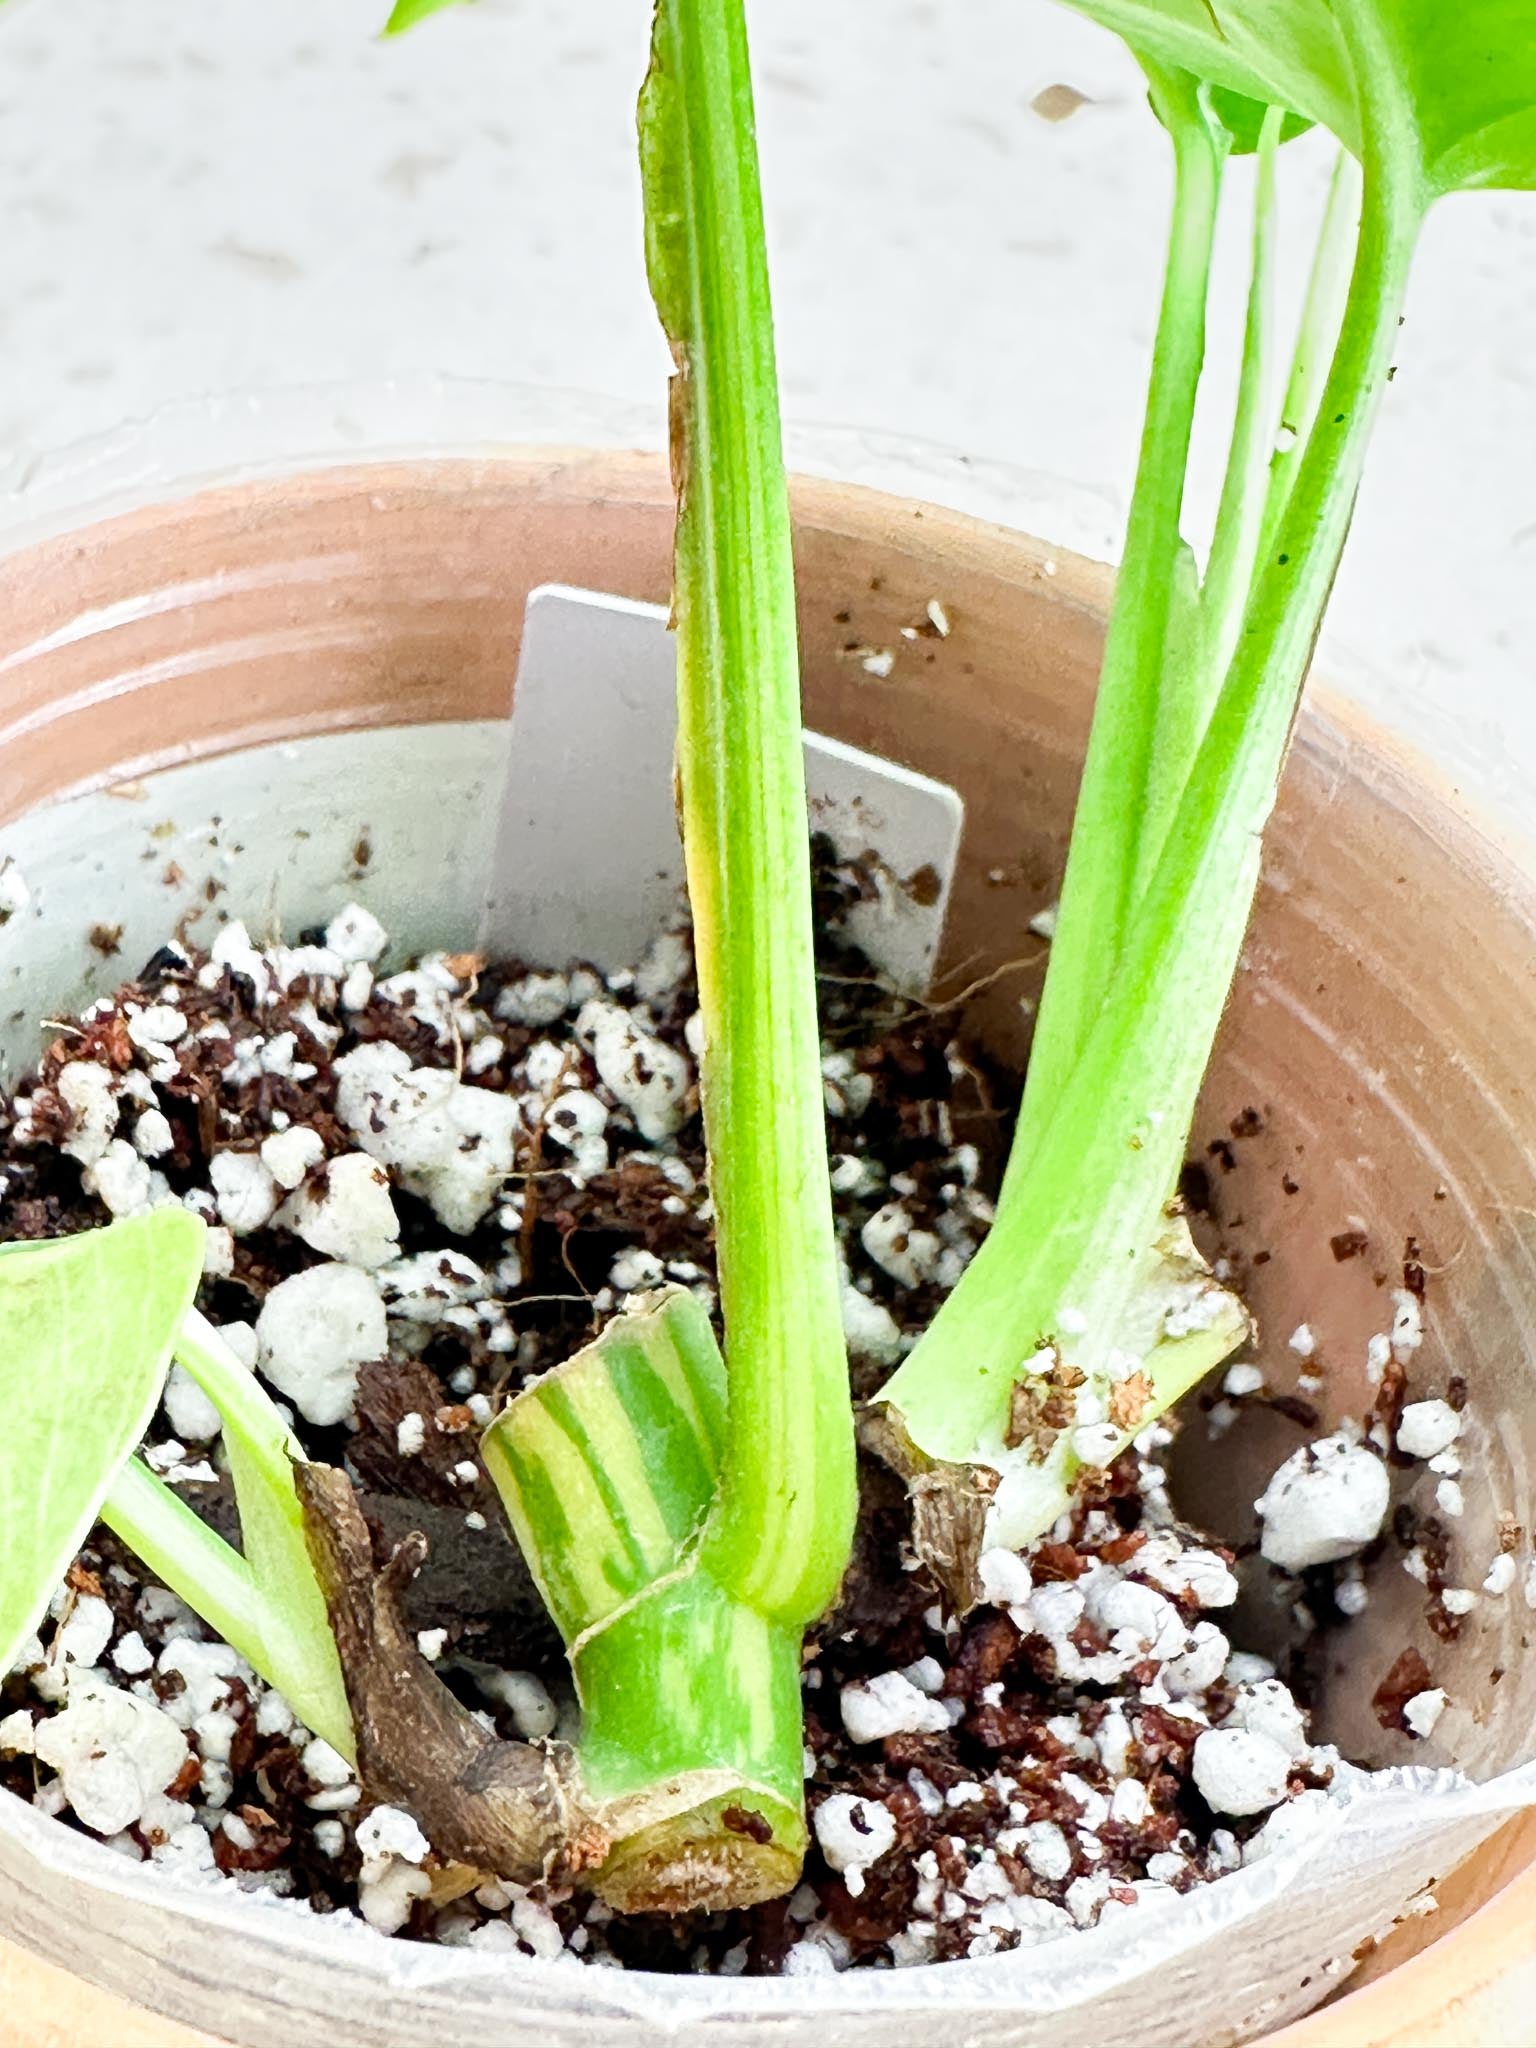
(0, 863, 1472, 1972)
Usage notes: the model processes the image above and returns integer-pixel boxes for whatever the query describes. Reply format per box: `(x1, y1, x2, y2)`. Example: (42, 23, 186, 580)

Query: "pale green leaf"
(1204, 88, 1312, 154)
(0, 1210, 204, 1679)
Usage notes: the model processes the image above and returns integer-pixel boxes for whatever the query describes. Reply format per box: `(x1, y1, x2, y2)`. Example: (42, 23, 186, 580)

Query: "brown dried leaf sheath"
(295, 1462, 607, 1883)
(858, 1404, 995, 1611)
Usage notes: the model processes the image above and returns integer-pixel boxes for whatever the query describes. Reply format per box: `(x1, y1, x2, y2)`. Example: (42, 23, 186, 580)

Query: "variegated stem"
(482, 1289, 805, 1911)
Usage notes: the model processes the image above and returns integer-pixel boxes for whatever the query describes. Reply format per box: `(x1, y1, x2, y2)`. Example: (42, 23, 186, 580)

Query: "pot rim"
(0, 445, 1531, 2042)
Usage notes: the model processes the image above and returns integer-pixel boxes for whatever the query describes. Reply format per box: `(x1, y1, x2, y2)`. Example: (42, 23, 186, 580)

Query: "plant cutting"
(2, 0, 1535, 1989)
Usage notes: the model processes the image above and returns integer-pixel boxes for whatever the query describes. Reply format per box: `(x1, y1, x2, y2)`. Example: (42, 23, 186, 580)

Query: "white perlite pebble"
(901, 1657, 945, 1695)
(576, 999, 692, 1143)
(1223, 1362, 1266, 1398)
(111, 1632, 154, 1677)
(157, 1638, 251, 1729)
(261, 1124, 326, 1190)
(1436, 1479, 1466, 1520)
(1254, 1434, 1390, 1571)
(55, 1594, 114, 1669)
(33, 1683, 188, 1836)
(1484, 1553, 1517, 1596)
(397, 1413, 427, 1457)
(85, 1138, 153, 1217)
(0, 1709, 34, 1755)
(132, 1109, 174, 1159)
(1164, 1621, 1230, 1698)
(1403, 1688, 1448, 1739)
(127, 1004, 186, 1050)
(358, 1859, 433, 1934)
(840, 1670, 952, 1744)
(164, 1364, 223, 1443)
(978, 1548, 1034, 1611)
(495, 971, 570, 1027)
(356, 1804, 432, 1865)
(1191, 1728, 1293, 1816)
(1396, 1400, 1462, 1461)
(302, 1737, 354, 1790)
(543, 1088, 609, 1180)
(1020, 1820, 1073, 1882)
(220, 1321, 260, 1370)
(201, 1226, 236, 1279)
(58, 1059, 119, 1166)
(411, 1083, 521, 1234)
(1227, 1679, 1310, 1760)
(284, 1152, 400, 1269)
(1288, 1324, 1316, 1358)
(209, 1150, 281, 1236)
(813, 1793, 897, 1894)
(476, 1670, 559, 1742)
(335, 1042, 457, 1173)
(1132, 1536, 1239, 1609)
(379, 1249, 488, 1322)
(860, 1202, 949, 1290)
(256, 1263, 386, 1426)
(335, 1040, 520, 1230)
(325, 902, 389, 966)
(609, 1245, 665, 1295)
(840, 1285, 904, 1367)
(1084, 1576, 1188, 1662)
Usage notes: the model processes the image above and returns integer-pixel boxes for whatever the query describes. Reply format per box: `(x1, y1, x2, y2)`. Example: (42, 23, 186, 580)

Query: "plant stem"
(172, 1312, 354, 1754)
(881, 143, 1421, 1501)
(1197, 104, 1285, 728)
(1259, 146, 1362, 562)
(1002, 67, 1225, 1185)
(640, 0, 854, 1624)
(483, 1290, 804, 1909)
(101, 1457, 262, 1669)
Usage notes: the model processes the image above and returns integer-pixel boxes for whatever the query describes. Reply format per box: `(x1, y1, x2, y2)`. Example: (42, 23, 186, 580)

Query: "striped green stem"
(641, 0, 855, 1626)
(483, 1289, 804, 1911)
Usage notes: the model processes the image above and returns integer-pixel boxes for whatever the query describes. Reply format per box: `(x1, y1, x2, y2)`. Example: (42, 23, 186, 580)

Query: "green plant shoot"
(481, 0, 855, 1908)
(877, 0, 1536, 1583)
(0, 1211, 351, 1754)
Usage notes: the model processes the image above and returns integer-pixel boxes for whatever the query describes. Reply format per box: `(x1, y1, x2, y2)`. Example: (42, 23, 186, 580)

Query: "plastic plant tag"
(483, 585, 964, 995)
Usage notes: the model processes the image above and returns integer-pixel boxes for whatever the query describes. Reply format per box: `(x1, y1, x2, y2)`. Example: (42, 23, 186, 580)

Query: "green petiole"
(478, 0, 855, 1905)
(879, 36, 1426, 1566)
(0, 1211, 351, 1755)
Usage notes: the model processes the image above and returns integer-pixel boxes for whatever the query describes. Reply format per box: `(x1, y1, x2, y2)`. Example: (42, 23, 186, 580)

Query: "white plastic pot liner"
(1, 1758, 1533, 2048)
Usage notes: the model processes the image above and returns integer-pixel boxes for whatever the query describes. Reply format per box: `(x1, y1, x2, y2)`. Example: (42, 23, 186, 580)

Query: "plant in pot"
(1, 0, 1535, 2035)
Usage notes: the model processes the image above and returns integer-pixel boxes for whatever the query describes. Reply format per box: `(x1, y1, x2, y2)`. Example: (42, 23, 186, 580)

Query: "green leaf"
(1357, 0, 1536, 194)
(382, 0, 471, 34)
(639, 0, 856, 1627)
(1198, 86, 1310, 154)
(1058, 0, 1536, 193)
(0, 1211, 204, 1680)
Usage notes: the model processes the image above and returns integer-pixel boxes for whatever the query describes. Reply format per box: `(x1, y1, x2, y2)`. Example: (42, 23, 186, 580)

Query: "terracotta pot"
(0, 450, 1532, 2044)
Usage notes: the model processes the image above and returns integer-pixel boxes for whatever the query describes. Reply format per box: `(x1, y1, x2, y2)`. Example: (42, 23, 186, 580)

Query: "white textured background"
(2, 0, 1533, 816)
